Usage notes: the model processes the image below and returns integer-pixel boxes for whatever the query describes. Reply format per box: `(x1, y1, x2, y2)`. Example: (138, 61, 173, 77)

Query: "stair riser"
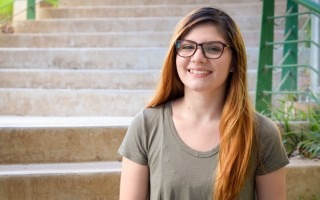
(1, 48, 306, 70)
(0, 166, 318, 200)
(0, 90, 152, 116)
(286, 165, 320, 200)
(13, 17, 277, 33)
(0, 172, 120, 200)
(0, 33, 171, 48)
(0, 127, 126, 164)
(0, 70, 253, 90)
(2, 88, 315, 116)
(0, 68, 312, 91)
(59, 0, 280, 6)
(0, 48, 167, 69)
(0, 31, 284, 48)
(38, 4, 286, 19)
(0, 70, 159, 90)
(1, 89, 314, 116)
(0, 120, 313, 164)
(0, 90, 252, 116)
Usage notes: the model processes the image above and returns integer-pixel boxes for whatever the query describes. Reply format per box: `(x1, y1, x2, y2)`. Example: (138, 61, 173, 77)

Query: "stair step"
(0, 32, 171, 48)
(0, 88, 266, 116)
(0, 68, 311, 93)
(0, 31, 285, 48)
(0, 117, 129, 164)
(0, 47, 292, 70)
(0, 69, 159, 90)
(0, 69, 255, 90)
(13, 16, 268, 33)
(0, 116, 132, 127)
(38, 3, 286, 19)
(0, 162, 121, 200)
(0, 159, 318, 200)
(0, 161, 122, 175)
(58, 0, 278, 6)
(286, 159, 320, 199)
(0, 47, 166, 69)
(0, 89, 279, 116)
(0, 89, 152, 116)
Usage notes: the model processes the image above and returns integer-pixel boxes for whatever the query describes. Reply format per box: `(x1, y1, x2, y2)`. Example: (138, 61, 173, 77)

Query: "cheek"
(175, 55, 189, 69)
(216, 55, 233, 73)
(175, 55, 182, 68)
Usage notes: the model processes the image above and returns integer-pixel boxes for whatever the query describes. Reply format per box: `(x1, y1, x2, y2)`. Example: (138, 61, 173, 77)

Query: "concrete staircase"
(0, 0, 292, 116)
(0, 0, 319, 199)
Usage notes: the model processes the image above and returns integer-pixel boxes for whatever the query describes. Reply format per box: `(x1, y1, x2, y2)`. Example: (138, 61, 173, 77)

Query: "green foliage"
(272, 94, 320, 158)
(43, 0, 59, 7)
(0, 0, 13, 22)
(298, 194, 320, 200)
(298, 109, 320, 158)
(272, 96, 303, 156)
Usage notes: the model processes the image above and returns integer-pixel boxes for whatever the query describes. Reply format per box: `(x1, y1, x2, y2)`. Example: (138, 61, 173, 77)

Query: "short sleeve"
(118, 111, 148, 165)
(255, 114, 290, 175)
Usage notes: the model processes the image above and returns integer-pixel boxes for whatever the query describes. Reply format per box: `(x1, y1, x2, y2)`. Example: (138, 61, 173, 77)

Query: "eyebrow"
(182, 39, 227, 44)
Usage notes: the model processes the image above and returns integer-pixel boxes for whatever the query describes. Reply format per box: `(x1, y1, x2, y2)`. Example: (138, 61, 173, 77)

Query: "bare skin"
(256, 167, 287, 200)
(119, 157, 149, 200)
(172, 24, 230, 152)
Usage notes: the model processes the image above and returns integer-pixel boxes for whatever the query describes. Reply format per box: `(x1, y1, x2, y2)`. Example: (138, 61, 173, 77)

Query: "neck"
(174, 89, 225, 121)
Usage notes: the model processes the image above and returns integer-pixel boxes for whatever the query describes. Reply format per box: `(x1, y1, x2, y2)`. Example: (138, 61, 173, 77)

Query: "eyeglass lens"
(175, 40, 227, 59)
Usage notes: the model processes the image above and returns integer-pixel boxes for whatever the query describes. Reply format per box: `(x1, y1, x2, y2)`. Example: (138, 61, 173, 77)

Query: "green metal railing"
(255, 0, 320, 114)
(0, 0, 36, 24)
(27, 0, 36, 20)
(0, 0, 58, 24)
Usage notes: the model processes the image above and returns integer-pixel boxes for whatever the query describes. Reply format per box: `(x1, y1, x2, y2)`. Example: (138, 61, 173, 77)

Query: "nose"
(191, 46, 207, 63)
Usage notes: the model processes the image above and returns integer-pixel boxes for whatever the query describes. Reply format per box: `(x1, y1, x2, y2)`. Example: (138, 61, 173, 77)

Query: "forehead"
(182, 23, 226, 42)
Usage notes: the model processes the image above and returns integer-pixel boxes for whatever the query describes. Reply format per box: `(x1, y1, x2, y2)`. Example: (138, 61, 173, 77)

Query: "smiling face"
(175, 23, 233, 96)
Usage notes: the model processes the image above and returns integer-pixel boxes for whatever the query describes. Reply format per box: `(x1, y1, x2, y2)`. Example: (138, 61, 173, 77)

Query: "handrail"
(269, 11, 320, 19)
(0, 0, 35, 23)
(292, 0, 320, 13)
(255, 0, 275, 113)
(27, 0, 36, 20)
(1, 0, 59, 23)
(265, 64, 320, 77)
(255, 0, 320, 114)
(266, 39, 320, 48)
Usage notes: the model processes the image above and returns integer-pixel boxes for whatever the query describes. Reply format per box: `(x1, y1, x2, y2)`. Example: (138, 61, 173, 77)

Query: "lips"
(188, 69, 212, 75)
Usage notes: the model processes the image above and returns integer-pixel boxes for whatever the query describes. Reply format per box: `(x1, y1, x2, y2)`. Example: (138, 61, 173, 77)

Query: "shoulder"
(130, 103, 167, 127)
(119, 103, 168, 165)
(255, 112, 280, 141)
(254, 112, 289, 175)
(128, 103, 168, 138)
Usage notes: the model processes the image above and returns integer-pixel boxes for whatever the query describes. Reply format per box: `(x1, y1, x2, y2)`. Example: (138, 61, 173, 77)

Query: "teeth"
(189, 69, 211, 75)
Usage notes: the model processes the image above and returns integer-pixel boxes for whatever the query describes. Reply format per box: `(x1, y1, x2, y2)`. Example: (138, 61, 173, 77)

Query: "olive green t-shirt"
(118, 102, 289, 200)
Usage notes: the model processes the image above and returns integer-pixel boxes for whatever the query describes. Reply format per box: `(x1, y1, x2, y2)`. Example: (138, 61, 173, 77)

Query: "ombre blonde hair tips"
(147, 7, 256, 200)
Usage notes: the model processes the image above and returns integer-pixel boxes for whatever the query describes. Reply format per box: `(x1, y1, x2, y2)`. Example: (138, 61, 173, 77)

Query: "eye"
(205, 44, 223, 53)
(181, 44, 195, 50)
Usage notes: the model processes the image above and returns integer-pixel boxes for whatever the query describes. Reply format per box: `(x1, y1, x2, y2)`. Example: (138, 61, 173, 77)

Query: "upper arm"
(255, 167, 286, 200)
(119, 157, 149, 200)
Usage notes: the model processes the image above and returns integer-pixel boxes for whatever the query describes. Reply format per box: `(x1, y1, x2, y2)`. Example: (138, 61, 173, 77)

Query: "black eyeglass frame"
(175, 39, 231, 59)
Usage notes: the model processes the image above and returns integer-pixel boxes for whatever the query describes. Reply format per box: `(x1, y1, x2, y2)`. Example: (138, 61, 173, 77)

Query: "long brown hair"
(147, 7, 255, 199)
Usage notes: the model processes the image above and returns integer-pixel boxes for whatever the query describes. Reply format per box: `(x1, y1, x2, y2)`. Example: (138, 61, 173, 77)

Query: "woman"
(118, 7, 289, 200)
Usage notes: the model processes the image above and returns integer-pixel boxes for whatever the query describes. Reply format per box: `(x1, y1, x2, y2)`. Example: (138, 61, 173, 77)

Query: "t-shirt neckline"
(165, 102, 220, 158)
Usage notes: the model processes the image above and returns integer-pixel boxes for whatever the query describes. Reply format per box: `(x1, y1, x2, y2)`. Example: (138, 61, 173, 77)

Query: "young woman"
(118, 7, 289, 200)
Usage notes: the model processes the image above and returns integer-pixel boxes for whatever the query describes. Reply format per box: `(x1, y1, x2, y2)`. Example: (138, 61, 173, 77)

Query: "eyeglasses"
(175, 40, 230, 59)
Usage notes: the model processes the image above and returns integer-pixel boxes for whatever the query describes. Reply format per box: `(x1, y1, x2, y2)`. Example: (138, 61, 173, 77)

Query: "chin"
(186, 85, 210, 92)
